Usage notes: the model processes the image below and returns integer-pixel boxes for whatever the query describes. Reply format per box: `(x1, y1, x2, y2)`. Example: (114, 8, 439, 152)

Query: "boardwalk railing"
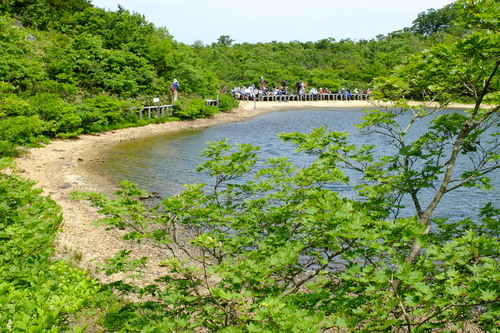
(237, 93, 370, 102)
(205, 98, 219, 106)
(134, 93, 369, 120)
(137, 98, 219, 120)
(138, 104, 173, 120)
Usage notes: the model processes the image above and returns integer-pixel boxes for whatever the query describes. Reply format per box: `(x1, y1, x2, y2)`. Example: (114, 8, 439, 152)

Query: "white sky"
(89, 0, 454, 45)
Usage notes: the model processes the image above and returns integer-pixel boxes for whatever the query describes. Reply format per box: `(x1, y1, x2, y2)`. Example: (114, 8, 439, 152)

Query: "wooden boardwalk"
(138, 104, 173, 120)
(135, 94, 369, 120)
(137, 99, 219, 120)
(250, 93, 370, 102)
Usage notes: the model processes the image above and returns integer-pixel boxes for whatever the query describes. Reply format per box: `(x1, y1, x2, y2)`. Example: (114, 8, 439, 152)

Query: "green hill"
(0, 0, 455, 157)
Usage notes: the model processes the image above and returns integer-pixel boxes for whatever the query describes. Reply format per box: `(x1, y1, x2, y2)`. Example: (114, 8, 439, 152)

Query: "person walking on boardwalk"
(171, 79, 179, 102)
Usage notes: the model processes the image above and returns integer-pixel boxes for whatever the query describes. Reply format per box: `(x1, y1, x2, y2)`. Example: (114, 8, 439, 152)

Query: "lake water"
(102, 107, 498, 222)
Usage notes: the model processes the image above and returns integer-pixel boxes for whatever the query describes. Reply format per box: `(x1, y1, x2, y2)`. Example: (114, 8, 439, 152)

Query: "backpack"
(170, 83, 175, 91)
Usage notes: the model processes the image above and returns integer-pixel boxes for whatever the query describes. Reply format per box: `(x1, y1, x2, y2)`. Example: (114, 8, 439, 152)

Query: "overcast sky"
(89, 0, 454, 45)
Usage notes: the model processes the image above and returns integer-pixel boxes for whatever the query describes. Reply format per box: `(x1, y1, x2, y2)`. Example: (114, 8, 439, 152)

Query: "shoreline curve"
(13, 100, 473, 283)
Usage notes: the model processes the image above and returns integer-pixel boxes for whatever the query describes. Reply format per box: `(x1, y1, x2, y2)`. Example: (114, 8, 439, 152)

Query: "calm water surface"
(103, 108, 498, 221)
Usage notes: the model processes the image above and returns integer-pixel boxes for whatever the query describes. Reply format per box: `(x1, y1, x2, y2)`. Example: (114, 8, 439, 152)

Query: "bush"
(28, 93, 83, 138)
(0, 159, 61, 284)
(217, 93, 239, 112)
(36, 80, 79, 100)
(0, 116, 49, 156)
(172, 98, 218, 119)
(76, 95, 141, 133)
(0, 159, 100, 331)
(0, 94, 34, 117)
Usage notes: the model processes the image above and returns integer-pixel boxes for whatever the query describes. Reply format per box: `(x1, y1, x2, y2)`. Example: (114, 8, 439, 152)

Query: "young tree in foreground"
(75, 0, 498, 331)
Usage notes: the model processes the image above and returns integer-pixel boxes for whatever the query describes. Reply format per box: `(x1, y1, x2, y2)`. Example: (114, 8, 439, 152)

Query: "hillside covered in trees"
(1, 0, 498, 332)
(0, 0, 457, 157)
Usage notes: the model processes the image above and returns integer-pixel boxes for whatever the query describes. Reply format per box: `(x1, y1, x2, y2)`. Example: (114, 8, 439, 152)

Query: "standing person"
(171, 79, 179, 102)
(299, 82, 306, 97)
(295, 80, 302, 95)
(259, 77, 265, 91)
(281, 80, 288, 94)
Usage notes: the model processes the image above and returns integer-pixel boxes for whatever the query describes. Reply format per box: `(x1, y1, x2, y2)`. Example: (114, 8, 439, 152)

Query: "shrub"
(0, 116, 49, 156)
(0, 159, 99, 331)
(172, 98, 218, 119)
(0, 94, 34, 117)
(36, 80, 79, 101)
(217, 93, 239, 112)
(28, 93, 83, 138)
(76, 95, 139, 132)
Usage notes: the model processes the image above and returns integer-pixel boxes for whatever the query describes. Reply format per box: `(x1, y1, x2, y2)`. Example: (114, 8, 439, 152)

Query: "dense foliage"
(72, 0, 498, 331)
(1, 0, 498, 331)
(0, 159, 100, 331)
(0, 2, 220, 156)
(1, 0, 454, 157)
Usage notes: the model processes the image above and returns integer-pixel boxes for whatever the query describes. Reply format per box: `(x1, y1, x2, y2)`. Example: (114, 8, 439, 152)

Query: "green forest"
(0, 0, 461, 157)
(1, 0, 499, 331)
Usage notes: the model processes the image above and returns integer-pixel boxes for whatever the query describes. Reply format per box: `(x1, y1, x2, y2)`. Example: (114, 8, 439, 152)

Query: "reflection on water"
(103, 107, 498, 222)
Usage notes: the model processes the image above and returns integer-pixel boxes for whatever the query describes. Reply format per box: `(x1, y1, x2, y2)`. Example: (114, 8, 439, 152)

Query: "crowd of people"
(231, 79, 371, 101)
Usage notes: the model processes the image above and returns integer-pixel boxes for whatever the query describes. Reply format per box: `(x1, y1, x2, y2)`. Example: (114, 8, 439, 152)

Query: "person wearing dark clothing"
(295, 81, 302, 95)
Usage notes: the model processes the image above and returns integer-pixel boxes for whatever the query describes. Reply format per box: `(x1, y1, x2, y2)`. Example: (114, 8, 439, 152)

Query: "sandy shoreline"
(13, 100, 472, 282)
